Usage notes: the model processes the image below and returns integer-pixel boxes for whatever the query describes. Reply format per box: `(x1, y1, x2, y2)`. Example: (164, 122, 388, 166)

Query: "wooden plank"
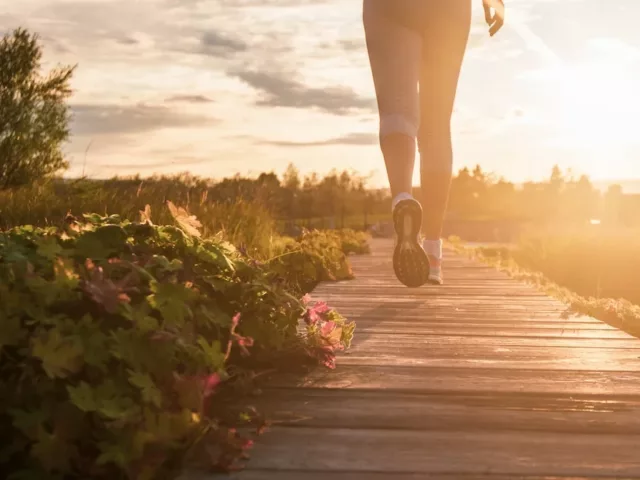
(192, 472, 632, 480)
(227, 427, 640, 477)
(351, 325, 629, 338)
(271, 365, 640, 394)
(252, 389, 640, 434)
(347, 334, 640, 348)
(190, 471, 630, 480)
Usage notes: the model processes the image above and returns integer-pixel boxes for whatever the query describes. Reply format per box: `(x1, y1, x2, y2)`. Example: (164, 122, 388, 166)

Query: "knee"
(379, 113, 418, 140)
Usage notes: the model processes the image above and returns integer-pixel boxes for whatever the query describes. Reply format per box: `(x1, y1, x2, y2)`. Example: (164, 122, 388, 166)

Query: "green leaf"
(148, 255, 183, 273)
(67, 382, 97, 413)
(31, 329, 84, 378)
(31, 429, 77, 473)
(94, 379, 138, 420)
(74, 225, 127, 260)
(35, 236, 62, 261)
(197, 337, 226, 370)
(127, 370, 162, 408)
(10, 409, 49, 440)
(147, 281, 195, 328)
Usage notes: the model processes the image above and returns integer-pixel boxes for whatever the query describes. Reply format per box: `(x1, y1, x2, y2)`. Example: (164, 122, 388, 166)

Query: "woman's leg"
(363, 0, 431, 288)
(363, 0, 422, 200)
(418, 1, 472, 241)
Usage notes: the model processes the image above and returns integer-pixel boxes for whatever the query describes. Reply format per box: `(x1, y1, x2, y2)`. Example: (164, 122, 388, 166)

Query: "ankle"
(391, 192, 414, 212)
(423, 238, 442, 258)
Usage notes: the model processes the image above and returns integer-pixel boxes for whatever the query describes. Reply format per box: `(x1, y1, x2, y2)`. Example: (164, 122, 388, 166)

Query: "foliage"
(0, 179, 278, 259)
(334, 229, 371, 255)
(0, 204, 357, 479)
(0, 28, 74, 188)
(268, 229, 359, 296)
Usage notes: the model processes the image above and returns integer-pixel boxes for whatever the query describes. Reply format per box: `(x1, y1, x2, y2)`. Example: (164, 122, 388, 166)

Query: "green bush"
(334, 229, 371, 255)
(268, 229, 358, 296)
(0, 206, 355, 479)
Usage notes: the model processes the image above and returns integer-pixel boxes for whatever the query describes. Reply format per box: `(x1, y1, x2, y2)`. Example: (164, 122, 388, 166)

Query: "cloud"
(70, 103, 217, 136)
(230, 70, 376, 115)
(200, 31, 247, 57)
(256, 132, 377, 147)
(164, 94, 214, 103)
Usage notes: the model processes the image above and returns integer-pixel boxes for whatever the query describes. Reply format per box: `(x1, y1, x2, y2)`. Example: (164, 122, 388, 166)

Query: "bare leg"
(363, 0, 422, 200)
(418, 1, 471, 240)
(380, 133, 415, 198)
(363, 0, 430, 287)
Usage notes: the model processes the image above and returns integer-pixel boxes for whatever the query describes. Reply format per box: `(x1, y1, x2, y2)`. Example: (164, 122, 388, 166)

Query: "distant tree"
(281, 163, 300, 220)
(0, 28, 75, 188)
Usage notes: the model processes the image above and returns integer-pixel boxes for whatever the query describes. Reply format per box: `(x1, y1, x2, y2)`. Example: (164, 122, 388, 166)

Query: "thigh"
(363, 0, 422, 136)
(418, 1, 472, 134)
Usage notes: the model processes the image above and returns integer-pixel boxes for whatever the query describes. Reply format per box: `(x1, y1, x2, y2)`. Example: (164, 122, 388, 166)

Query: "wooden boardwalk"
(217, 239, 640, 479)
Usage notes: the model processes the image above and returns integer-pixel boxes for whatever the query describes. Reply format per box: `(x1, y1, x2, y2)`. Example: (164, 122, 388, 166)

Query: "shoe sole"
(392, 199, 430, 288)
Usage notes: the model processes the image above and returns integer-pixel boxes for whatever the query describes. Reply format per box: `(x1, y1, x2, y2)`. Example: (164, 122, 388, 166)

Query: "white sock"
(391, 192, 413, 213)
(423, 239, 442, 259)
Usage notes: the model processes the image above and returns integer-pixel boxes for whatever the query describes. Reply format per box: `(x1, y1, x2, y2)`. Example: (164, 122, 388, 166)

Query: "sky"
(3, 0, 640, 188)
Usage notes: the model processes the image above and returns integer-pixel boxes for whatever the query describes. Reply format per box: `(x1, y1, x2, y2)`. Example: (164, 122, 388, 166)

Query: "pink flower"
(304, 301, 331, 326)
(320, 320, 336, 337)
(301, 294, 312, 305)
(202, 373, 221, 398)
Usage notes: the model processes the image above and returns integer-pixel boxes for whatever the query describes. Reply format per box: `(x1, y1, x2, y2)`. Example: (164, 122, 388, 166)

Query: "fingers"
(484, 0, 505, 36)
(483, 4, 493, 25)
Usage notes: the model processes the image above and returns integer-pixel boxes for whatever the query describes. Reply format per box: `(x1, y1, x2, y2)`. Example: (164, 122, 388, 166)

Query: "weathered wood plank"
(252, 389, 640, 434)
(227, 427, 640, 477)
(271, 365, 640, 393)
(214, 473, 636, 480)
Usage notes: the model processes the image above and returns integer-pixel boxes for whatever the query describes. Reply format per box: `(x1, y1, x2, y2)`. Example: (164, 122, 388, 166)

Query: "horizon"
(3, 0, 640, 188)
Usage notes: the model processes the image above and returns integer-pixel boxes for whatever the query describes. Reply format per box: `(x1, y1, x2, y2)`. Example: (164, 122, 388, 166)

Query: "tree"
(0, 28, 75, 188)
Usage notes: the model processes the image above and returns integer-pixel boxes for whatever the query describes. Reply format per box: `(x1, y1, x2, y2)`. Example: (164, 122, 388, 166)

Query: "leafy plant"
(0, 204, 357, 479)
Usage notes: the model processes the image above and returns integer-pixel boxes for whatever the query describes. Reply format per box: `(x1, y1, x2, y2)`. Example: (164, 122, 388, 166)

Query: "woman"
(363, 0, 504, 287)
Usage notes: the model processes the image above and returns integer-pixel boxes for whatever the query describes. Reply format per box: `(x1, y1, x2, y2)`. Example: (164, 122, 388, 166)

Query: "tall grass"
(0, 177, 278, 258)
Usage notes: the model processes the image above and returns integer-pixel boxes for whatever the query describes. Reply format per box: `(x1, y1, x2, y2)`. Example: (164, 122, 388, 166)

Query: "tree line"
(1, 27, 637, 230)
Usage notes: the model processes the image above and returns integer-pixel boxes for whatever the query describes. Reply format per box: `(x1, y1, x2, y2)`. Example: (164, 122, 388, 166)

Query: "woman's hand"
(483, 0, 505, 36)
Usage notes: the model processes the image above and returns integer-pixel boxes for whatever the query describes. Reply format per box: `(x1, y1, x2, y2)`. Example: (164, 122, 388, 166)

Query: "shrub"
(0, 205, 355, 479)
(268, 229, 358, 296)
(334, 228, 371, 255)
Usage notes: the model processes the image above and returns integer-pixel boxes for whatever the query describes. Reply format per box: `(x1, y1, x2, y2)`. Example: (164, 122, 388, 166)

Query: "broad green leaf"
(147, 281, 195, 328)
(94, 379, 138, 420)
(197, 337, 226, 370)
(31, 429, 77, 473)
(10, 409, 49, 440)
(148, 255, 183, 273)
(67, 382, 97, 413)
(35, 236, 62, 261)
(31, 329, 84, 378)
(127, 370, 162, 408)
